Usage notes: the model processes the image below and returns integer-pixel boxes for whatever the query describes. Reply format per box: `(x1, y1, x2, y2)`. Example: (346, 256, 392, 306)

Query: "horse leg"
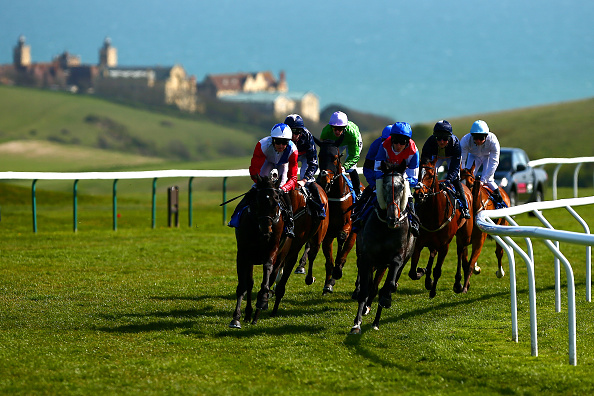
(333, 228, 356, 280)
(367, 267, 387, 314)
(429, 247, 448, 298)
(322, 236, 335, 294)
(254, 259, 274, 321)
(463, 233, 487, 292)
(495, 240, 505, 278)
(294, 242, 310, 275)
(454, 238, 469, 294)
(409, 244, 426, 280)
(424, 250, 437, 291)
(350, 260, 371, 334)
(271, 252, 299, 317)
(230, 260, 252, 328)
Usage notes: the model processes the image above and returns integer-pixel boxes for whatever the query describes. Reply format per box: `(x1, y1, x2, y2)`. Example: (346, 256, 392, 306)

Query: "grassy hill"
(1, 84, 592, 185)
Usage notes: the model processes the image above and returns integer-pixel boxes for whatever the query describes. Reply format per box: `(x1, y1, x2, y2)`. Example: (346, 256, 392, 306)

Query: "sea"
(1, 0, 593, 125)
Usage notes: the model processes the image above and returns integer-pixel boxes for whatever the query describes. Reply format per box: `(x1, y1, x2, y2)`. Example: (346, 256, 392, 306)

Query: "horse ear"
(470, 162, 476, 174)
(396, 160, 407, 174)
(255, 174, 262, 184)
(430, 157, 438, 168)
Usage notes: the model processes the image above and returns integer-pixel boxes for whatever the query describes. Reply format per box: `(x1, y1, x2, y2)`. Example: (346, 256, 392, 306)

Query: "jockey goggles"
(471, 133, 487, 141)
(272, 138, 290, 146)
(391, 135, 409, 145)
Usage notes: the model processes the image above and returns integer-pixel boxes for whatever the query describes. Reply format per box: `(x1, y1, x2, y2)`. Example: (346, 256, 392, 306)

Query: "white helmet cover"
(270, 123, 292, 139)
(329, 111, 348, 127)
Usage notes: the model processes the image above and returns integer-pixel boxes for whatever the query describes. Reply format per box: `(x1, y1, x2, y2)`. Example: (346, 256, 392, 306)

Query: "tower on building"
(13, 35, 31, 68)
(99, 37, 117, 67)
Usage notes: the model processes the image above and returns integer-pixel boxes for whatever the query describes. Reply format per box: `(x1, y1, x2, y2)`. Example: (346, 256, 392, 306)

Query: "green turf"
(0, 184, 593, 394)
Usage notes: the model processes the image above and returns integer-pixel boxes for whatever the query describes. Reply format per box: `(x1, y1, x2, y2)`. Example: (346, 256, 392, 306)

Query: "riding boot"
(453, 179, 471, 219)
(407, 196, 420, 237)
(349, 169, 362, 200)
(351, 184, 372, 225)
(307, 182, 326, 219)
(281, 191, 295, 238)
(491, 188, 506, 208)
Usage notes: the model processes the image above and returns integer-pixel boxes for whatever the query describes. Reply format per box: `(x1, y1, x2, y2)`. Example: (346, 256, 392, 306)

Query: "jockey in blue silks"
(374, 122, 420, 237)
(419, 120, 471, 219)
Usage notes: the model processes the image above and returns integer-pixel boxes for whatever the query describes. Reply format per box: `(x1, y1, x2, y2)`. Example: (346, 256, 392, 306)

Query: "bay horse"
(458, 164, 510, 292)
(269, 182, 330, 316)
(350, 161, 416, 334)
(313, 135, 361, 295)
(409, 157, 473, 298)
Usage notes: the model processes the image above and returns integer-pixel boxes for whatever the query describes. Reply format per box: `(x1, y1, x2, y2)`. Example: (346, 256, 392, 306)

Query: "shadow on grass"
(214, 324, 326, 338)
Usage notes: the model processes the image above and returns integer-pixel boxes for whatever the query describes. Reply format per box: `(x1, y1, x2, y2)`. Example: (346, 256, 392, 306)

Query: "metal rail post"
(73, 179, 78, 232)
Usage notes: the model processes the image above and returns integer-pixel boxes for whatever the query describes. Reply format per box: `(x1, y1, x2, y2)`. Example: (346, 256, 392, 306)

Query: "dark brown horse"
(458, 164, 510, 292)
(350, 161, 416, 334)
(269, 183, 330, 316)
(409, 157, 473, 298)
(230, 174, 286, 328)
(313, 136, 361, 295)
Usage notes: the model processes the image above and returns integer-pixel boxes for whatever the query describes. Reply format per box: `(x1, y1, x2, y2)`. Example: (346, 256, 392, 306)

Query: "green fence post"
(32, 179, 37, 233)
(222, 177, 228, 225)
(188, 176, 194, 227)
(73, 179, 78, 232)
(152, 178, 157, 229)
(113, 179, 118, 231)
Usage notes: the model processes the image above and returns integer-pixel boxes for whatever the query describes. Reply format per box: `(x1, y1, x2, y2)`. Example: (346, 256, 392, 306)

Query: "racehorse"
(458, 164, 510, 292)
(409, 157, 473, 298)
(350, 161, 416, 334)
(313, 135, 362, 295)
(269, 182, 330, 316)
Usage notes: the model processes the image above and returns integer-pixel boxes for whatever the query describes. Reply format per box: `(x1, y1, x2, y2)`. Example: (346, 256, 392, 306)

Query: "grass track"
(1, 186, 594, 395)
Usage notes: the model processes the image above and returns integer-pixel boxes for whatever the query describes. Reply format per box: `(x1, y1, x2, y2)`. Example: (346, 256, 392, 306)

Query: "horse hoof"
(323, 285, 333, 294)
(372, 325, 379, 331)
(256, 301, 268, 310)
(363, 306, 371, 316)
(496, 269, 505, 278)
(229, 320, 241, 329)
(294, 266, 306, 275)
(379, 297, 391, 309)
(429, 290, 437, 299)
(305, 276, 316, 285)
(332, 266, 343, 280)
(349, 326, 361, 335)
(473, 265, 482, 275)
(453, 284, 463, 294)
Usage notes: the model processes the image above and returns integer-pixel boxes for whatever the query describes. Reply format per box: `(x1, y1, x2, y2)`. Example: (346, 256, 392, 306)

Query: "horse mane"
(380, 160, 407, 175)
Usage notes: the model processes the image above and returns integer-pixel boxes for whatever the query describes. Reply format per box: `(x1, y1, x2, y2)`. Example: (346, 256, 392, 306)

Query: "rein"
(417, 166, 457, 233)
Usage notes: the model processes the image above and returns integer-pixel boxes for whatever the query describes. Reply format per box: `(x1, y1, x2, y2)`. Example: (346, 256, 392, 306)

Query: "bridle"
(253, 186, 282, 235)
(415, 163, 456, 232)
(379, 172, 407, 226)
(317, 150, 351, 202)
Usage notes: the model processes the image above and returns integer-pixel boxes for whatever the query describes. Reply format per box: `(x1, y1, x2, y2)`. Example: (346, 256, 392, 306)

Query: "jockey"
(229, 123, 299, 237)
(351, 124, 392, 228)
(420, 120, 471, 219)
(319, 111, 363, 199)
(460, 120, 505, 206)
(374, 122, 420, 237)
(284, 114, 324, 219)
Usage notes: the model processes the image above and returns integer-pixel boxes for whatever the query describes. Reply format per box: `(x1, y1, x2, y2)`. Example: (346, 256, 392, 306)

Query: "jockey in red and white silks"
(249, 130, 299, 193)
(460, 120, 500, 191)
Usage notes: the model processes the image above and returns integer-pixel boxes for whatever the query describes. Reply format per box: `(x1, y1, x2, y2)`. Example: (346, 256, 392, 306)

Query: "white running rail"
(476, 196, 594, 366)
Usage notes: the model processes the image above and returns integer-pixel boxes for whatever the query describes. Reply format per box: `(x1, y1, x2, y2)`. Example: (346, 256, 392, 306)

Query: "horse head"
(314, 135, 345, 193)
(253, 174, 282, 238)
(414, 157, 439, 203)
(379, 161, 408, 229)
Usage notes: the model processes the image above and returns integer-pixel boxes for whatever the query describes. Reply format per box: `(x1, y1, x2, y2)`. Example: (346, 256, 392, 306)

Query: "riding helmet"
(470, 120, 490, 135)
(270, 123, 292, 139)
(433, 120, 453, 136)
(390, 122, 412, 138)
(329, 111, 348, 127)
(381, 124, 394, 140)
(284, 114, 305, 130)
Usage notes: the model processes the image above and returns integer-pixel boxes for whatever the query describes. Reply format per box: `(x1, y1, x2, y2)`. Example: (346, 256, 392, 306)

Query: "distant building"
(99, 37, 117, 67)
(13, 35, 31, 68)
(219, 91, 320, 123)
(94, 65, 197, 112)
(198, 71, 287, 98)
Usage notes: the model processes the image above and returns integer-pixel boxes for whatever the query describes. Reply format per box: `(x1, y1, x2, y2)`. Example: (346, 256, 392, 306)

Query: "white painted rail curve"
(476, 196, 594, 366)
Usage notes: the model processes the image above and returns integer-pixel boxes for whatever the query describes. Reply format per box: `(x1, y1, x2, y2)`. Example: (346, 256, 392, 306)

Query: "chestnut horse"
(350, 161, 416, 334)
(314, 136, 362, 295)
(269, 183, 330, 316)
(458, 164, 510, 292)
(409, 157, 473, 298)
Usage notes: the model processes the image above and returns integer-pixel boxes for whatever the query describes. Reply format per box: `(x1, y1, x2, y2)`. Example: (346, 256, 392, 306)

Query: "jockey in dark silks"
(351, 124, 392, 229)
(284, 114, 325, 218)
(228, 123, 299, 237)
(420, 120, 471, 219)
